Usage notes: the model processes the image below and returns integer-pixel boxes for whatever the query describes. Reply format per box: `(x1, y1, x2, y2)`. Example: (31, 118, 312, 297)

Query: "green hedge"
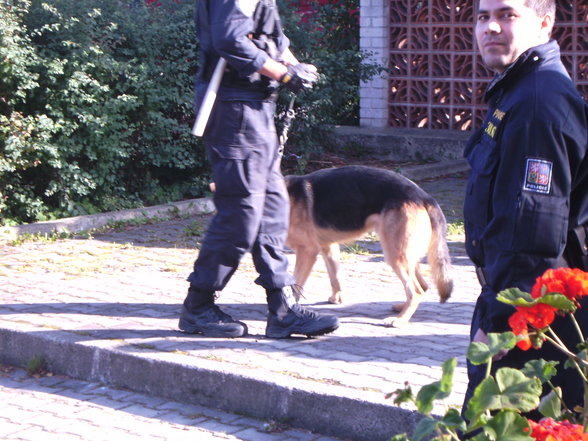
(0, 0, 382, 226)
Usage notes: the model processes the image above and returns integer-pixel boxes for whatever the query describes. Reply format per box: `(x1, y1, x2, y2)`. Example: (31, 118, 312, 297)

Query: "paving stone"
(0, 170, 474, 441)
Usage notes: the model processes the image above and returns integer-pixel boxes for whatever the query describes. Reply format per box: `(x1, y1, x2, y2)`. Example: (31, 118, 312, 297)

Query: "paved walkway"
(0, 364, 341, 441)
(0, 167, 478, 441)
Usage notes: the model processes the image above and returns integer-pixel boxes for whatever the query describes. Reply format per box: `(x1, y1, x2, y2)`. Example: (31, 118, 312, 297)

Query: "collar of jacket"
(484, 39, 561, 102)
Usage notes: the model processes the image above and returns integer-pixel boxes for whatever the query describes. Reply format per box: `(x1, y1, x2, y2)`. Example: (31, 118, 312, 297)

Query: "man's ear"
(541, 13, 555, 38)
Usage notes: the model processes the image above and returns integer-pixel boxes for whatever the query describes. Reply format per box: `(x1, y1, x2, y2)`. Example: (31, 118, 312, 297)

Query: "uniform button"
(471, 240, 478, 247)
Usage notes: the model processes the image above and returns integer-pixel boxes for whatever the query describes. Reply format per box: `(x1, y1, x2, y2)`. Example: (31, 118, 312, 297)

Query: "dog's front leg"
(292, 246, 320, 300)
(321, 243, 343, 304)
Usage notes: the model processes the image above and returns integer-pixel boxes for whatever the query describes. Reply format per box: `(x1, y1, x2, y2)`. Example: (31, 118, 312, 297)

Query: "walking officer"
(179, 0, 340, 339)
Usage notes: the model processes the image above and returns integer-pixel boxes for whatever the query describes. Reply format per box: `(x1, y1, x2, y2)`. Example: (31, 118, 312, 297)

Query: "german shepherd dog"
(285, 165, 454, 327)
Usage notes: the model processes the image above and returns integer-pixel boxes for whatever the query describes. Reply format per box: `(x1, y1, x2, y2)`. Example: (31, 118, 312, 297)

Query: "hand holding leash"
(280, 63, 318, 94)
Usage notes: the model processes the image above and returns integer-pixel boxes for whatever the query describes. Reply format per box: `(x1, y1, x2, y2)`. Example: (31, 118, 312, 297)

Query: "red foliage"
(288, 0, 359, 24)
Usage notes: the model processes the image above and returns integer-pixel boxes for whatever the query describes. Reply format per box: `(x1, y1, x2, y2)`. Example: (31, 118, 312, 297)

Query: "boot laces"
(290, 302, 319, 319)
(209, 304, 235, 323)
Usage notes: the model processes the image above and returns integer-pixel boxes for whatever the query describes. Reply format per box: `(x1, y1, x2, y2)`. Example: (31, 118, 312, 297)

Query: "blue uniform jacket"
(464, 40, 588, 333)
(195, 0, 289, 104)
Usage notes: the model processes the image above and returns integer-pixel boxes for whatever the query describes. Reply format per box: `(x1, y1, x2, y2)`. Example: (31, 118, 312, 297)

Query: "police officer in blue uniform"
(179, 0, 339, 339)
(463, 0, 588, 417)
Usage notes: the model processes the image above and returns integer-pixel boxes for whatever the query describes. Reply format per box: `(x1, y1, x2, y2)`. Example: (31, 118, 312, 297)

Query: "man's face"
(475, 0, 552, 73)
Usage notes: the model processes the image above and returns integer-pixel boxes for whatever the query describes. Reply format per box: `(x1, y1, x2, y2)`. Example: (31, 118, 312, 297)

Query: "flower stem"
(485, 358, 492, 379)
(544, 331, 588, 380)
(571, 313, 586, 343)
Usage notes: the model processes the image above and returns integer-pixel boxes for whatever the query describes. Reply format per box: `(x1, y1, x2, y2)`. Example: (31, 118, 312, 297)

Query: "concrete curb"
(399, 159, 469, 181)
(0, 328, 424, 441)
(1, 198, 215, 240)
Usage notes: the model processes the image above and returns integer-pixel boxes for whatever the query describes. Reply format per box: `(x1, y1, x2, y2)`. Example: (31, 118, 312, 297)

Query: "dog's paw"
(383, 317, 408, 328)
(328, 294, 342, 304)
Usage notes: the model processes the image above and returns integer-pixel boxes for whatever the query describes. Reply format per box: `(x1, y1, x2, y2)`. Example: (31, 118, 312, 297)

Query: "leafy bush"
(0, 0, 383, 225)
(278, 0, 385, 167)
(0, 0, 206, 225)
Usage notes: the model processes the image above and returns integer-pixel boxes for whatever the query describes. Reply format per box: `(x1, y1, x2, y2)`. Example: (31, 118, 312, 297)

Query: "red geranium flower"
(508, 310, 532, 350)
(508, 303, 555, 350)
(531, 268, 588, 303)
(528, 418, 588, 441)
(522, 303, 556, 329)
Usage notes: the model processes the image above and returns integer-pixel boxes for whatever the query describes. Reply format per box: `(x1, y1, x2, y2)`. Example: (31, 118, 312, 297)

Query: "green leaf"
(481, 410, 534, 441)
(497, 288, 535, 306)
(387, 385, 414, 406)
(468, 413, 492, 439)
(521, 359, 559, 384)
(465, 377, 502, 422)
(441, 407, 466, 431)
(465, 368, 541, 421)
(469, 434, 492, 441)
(538, 387, 562, 419)
(494, 368, 542, 411)
(498, 288, 576, 312)
(467, 332, 518, 365)
(412, 416, 440, 441)
(389, 434, 410, 441)
(538, 293, 576, 312)
(415, 358, 456, 414)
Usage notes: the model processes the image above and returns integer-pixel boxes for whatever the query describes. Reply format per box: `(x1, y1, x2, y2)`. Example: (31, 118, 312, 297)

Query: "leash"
(278, 95, 297, 156)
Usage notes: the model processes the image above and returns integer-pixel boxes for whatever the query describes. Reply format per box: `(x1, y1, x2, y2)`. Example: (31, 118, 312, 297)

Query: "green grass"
(26, 355, 47, 377)
(447, 220, 465, 236)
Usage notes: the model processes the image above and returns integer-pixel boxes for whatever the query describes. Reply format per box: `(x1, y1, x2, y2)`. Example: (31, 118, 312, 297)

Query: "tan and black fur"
(285, 165, 453, 327)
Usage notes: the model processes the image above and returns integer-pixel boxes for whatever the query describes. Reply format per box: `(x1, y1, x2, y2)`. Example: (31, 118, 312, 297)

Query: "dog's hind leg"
(320, 243, 343, 304)
(415, 262, 429, 292)
(379, 204, 430, 327)
(385, 264, 424, 327)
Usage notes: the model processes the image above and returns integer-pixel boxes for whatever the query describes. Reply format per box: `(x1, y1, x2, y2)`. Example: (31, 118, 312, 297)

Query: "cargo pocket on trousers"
(208, 144, 254, 197)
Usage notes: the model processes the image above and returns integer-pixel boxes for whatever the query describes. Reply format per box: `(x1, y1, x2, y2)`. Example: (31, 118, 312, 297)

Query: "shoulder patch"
(237, 0, 259, 17)
(523, 158, 553, 194)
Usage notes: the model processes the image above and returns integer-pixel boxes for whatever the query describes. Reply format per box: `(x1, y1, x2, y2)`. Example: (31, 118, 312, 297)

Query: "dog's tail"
(424, 198, 453, 303)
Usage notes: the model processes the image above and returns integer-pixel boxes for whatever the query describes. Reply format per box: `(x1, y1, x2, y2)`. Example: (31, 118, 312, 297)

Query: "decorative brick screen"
(388, 1, 588, 131)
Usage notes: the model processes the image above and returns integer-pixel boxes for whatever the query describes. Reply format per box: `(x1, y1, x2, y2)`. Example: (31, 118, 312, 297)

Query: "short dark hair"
(526, 0, 556, 17)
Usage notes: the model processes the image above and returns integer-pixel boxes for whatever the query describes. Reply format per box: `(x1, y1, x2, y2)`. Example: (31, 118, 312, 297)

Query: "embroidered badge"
(523, 158, 553, 194)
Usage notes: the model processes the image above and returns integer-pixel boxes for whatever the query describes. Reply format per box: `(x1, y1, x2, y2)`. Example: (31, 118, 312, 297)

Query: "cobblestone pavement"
(0, 364, 342, 441)
(0, 171, 477, 441)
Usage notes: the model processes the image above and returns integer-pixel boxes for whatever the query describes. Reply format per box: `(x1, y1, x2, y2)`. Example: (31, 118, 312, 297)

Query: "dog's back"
(287, 165, 435, 229)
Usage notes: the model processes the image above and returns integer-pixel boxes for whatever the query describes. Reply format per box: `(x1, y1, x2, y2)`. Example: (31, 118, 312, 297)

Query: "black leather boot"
(265, 288, 339, 338)
(179, 287, 247, 338)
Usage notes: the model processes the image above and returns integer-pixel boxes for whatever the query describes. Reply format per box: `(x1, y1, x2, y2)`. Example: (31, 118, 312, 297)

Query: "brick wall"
(360, 1, 588, 130)
(359, 0, 389, 127)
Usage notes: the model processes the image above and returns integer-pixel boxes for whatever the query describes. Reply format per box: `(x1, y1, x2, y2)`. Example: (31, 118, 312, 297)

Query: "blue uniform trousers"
(187, 98, 294, 292)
